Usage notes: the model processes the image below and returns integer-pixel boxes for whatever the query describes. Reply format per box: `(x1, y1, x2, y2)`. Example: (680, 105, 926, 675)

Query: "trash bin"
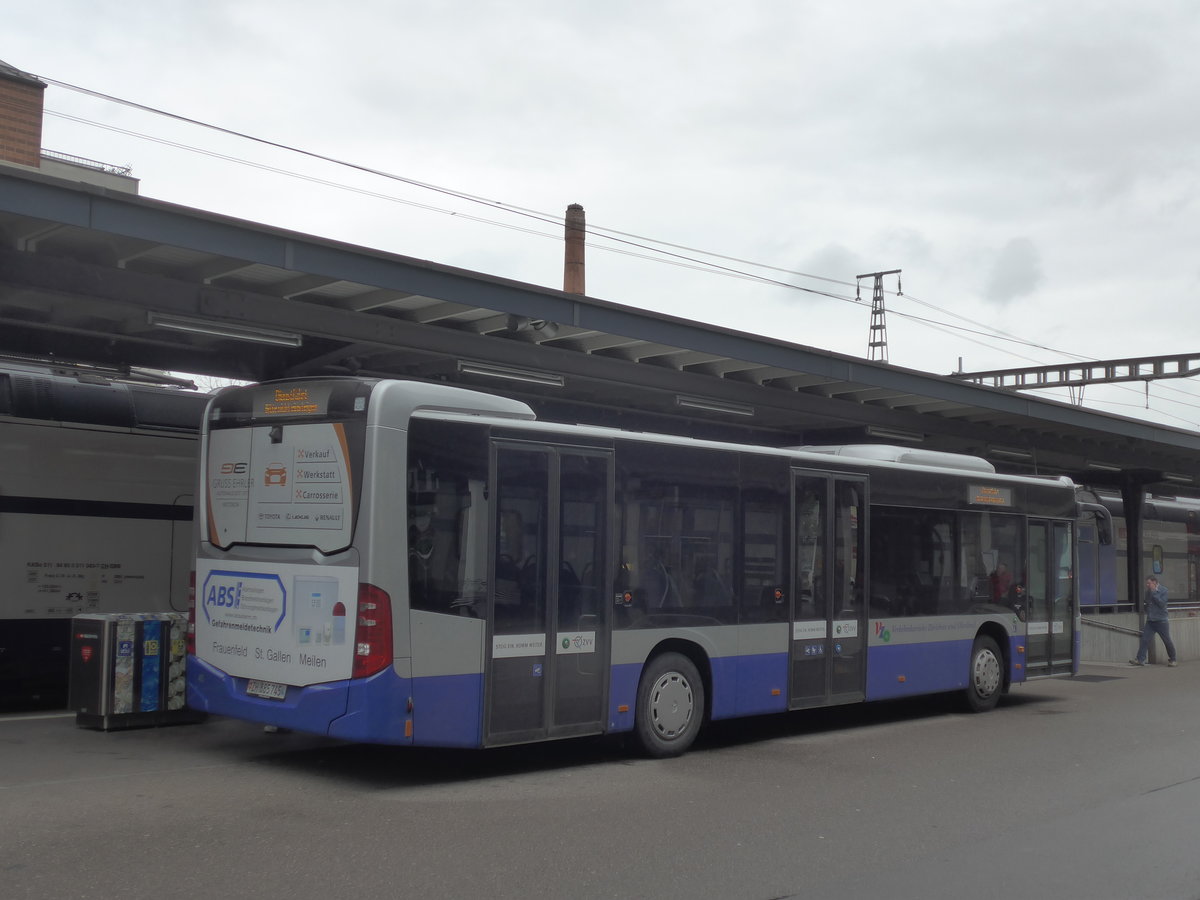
(68, 613, 201, 730)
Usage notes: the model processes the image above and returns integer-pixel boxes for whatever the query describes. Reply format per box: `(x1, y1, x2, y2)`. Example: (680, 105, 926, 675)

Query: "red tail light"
(187, 570, 196, 656)
(352, 583, 393, 679)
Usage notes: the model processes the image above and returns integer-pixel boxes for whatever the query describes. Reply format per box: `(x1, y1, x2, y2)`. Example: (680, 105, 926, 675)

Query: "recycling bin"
(68, 613, 200, 730)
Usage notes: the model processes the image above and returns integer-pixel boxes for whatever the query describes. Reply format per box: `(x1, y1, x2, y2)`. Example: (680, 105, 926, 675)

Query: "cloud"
(982, 238, 1043, 305)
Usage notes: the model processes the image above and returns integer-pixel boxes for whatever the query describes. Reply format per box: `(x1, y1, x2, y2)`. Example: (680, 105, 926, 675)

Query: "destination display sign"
(253, 383, 335, 418)
(969, 484, 1013, 507)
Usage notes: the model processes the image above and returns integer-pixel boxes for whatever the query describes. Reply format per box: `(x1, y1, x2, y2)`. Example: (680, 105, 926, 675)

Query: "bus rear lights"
(352, 584, 393, 679)
(1017, 645, 1025, 654)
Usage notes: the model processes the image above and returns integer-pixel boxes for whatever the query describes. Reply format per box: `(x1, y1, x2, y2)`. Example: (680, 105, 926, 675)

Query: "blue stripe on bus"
(408, 672, 484, 748)
(866, 640, 971, 699)
(609, 651, 790, 731)
(710, 655, 737, 719)
(330, 668, 412, 745)
(188, 657, 485, 747)
(732, 652, 789, 717)
(187, 656, 352, 731)
(194, 636, 1028, 746)
(865, 640, 975, 700)
(1009, 634, 1027, 684)
(609, 662, 639, 733)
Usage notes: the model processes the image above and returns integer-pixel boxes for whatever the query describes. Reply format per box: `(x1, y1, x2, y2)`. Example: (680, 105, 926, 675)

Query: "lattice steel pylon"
(859, 269, 901, 363)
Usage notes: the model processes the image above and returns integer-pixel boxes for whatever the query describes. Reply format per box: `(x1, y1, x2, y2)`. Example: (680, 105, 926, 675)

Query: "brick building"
(0, 58, 137, 192)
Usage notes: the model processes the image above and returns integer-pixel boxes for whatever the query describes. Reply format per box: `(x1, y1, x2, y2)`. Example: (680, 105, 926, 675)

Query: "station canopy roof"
(2, 165, 1198, 490)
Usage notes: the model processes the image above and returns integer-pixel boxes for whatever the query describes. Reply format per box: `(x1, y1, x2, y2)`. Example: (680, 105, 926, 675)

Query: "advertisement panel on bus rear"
(194, 559, 357, 686)
(206, 422, 355, 552)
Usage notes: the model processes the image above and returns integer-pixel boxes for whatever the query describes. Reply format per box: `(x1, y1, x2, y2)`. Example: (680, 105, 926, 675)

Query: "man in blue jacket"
(1130, 576, 1178, 667)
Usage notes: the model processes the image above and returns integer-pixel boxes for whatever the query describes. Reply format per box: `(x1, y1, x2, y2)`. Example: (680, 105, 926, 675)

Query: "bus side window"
(407, 420, 490, 618)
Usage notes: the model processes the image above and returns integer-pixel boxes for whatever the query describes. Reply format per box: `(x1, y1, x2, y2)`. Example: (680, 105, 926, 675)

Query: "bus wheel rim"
(650, 671, 694, 738)
(973, 648, 1001, 697)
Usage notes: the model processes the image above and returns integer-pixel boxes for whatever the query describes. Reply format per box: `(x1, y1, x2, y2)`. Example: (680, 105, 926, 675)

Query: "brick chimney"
(563, 203, 585, 294)
(0, 60, 46, 168)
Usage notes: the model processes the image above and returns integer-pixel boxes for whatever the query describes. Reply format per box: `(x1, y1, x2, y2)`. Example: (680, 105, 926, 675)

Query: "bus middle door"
(789, 471, 867, 709)
(485, 442, 611, 746)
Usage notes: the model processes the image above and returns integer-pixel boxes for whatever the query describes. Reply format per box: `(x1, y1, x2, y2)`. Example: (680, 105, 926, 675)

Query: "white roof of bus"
(412, 407, 1076, 490)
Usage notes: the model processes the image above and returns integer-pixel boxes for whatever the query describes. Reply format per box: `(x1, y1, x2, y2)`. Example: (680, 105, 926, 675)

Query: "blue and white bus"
(187, 377, 1079, 756)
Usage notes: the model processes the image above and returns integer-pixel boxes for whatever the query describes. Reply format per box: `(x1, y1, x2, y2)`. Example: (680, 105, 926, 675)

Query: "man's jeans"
(1136, 618, 1177, 663)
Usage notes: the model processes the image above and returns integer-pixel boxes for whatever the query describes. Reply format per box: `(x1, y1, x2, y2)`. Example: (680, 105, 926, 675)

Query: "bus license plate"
(246, 679, 287, 700)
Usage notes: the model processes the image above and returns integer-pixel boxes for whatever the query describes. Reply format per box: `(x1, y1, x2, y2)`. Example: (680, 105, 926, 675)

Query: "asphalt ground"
(3, 662, 1199, 900)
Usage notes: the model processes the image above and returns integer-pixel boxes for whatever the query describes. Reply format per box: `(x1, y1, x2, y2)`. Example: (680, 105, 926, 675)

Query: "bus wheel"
(635, 652, 704, 758)
(965, 635, 1003, 713)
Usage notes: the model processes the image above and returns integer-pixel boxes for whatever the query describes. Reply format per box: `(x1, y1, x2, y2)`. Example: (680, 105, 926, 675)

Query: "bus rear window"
(205, 419, 363, 553)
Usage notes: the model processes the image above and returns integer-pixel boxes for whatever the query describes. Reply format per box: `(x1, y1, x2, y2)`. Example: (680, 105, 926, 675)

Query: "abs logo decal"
(201, 569, 288, 632)
(206, 581, 243, 610)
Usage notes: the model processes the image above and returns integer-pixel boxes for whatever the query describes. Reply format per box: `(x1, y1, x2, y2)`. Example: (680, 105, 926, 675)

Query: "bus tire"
(635, 652, 704, 758)
(965, 634, 1003, 713)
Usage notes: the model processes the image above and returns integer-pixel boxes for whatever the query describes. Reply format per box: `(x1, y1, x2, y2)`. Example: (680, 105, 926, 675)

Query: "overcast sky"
(8, 1, 1200, 428)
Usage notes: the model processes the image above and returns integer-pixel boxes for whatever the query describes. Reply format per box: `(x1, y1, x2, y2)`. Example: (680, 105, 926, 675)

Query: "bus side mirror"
(1079, 502, 1113, 546)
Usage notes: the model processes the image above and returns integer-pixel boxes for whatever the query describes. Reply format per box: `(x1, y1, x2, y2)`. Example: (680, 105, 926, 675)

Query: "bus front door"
(1025, 520, 1075, 677)
(789, 472, 867, 709)
(485, 443, 611, 746)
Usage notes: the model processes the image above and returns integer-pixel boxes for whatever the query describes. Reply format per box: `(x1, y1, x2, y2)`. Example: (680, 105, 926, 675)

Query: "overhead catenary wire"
(43, 97, 1077, 354)
(32, 79, 1136, 350)
(36, 77, 1200, 425)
